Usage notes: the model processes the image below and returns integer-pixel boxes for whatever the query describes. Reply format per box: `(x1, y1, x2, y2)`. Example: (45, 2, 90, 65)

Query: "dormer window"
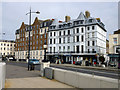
(68, 23, 71, 26)
(77, 21, 79, 24)
(80, 20, 84, 24)
(53, 26, 55, 29)
(44, 22, 46, 26)
(40, 24, 42, 27)
(50, 26, 52, 29)
(63, 24, 67, 27)
(59, 25, 62, 28)
(89, 19, 93, 23)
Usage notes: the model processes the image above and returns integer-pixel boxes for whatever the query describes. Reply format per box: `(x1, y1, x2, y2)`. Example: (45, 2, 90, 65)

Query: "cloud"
(2, 2, 118, 40)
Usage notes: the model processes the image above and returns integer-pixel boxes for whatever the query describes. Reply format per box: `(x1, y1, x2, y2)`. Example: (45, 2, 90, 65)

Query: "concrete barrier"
(0, 62, 6, 90)
(40, 62, 50, 77)
(52, 67, 118, 88)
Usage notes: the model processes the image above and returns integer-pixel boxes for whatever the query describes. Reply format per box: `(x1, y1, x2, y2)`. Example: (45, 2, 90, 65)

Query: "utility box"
(40, 62, 50, 77)
(0, 62, 6, 90)
(44, 67, 54, 80)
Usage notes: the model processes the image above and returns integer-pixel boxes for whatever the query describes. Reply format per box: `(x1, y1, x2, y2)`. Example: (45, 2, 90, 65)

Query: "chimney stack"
(85, 11, 90, 18)
(65, 16, 71, 22)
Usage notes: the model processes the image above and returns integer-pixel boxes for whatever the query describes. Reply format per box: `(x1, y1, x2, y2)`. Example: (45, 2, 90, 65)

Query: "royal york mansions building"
(0, 40, 15, 57)
(47, 11, 107, 63)
(15, 17, 52, 61)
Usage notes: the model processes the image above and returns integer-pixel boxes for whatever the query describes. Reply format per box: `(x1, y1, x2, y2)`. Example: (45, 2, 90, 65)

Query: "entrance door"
(63, 56, 66, 63)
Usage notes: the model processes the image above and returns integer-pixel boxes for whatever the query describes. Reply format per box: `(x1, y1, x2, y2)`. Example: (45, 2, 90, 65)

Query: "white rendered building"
(47, 11, 107, 63)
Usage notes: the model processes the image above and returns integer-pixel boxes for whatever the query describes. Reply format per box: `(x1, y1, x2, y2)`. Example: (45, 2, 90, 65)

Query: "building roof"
(114, 29, 120, 34)
(0, 40, 15, 43)
(49, 11, 106, 32)
(15, 17, 53, 34)
(77, 12, 86, 20)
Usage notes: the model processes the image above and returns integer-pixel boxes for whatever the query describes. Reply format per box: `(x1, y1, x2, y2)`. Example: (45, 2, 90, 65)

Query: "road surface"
(6, 61, 119, 79)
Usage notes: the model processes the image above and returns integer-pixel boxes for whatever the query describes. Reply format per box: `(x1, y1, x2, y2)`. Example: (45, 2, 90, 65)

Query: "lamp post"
(26, 8, 40, 71)
(96, 45, 100, 66)
(58, 50, 60, 64)
(43, 44, 47, 61)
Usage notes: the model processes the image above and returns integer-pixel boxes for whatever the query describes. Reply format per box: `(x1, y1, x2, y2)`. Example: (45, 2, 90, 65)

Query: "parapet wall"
(0, 62, 6, 90)
(45, 67, 118, 88)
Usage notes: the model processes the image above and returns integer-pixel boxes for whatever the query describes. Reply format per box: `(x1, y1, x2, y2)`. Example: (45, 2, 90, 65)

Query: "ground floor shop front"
(108, 54, 120, 68)
(47, 54, 99, 66)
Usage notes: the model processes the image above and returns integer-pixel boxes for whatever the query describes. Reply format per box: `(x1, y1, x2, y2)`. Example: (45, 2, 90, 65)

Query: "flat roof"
(0, 40, 15, 43)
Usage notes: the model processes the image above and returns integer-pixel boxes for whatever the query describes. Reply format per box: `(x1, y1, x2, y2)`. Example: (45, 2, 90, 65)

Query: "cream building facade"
(108, 29, 120, 67)
(0, 40, 15, 56)
(109, 34, 120, 54)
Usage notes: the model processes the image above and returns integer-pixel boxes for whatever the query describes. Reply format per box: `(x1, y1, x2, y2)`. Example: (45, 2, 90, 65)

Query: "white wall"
(0, 62, 6, 90)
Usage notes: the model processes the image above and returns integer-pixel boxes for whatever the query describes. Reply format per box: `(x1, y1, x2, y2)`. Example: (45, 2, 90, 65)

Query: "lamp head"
(36, 11, 40, 14)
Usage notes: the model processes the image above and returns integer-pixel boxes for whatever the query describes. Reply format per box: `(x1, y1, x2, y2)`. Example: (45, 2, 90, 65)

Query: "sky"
(1, 1, 118, 40)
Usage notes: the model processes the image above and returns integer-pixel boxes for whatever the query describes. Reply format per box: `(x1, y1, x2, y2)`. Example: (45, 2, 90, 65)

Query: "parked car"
(75, 61, 82, 65)
(85, 61, 89, 66)
(28, 59, 40, 65)
(65, 60, 72, 64)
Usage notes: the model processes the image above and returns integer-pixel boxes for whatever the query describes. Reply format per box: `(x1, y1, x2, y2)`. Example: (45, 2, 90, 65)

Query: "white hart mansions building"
(47, 11, 107, 63)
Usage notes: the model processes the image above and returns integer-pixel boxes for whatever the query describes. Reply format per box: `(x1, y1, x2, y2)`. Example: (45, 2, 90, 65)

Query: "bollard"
(0, 62, 6, 90)
(40, 62, 50, 77)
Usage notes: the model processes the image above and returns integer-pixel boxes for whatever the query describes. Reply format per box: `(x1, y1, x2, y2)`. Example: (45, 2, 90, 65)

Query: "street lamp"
(26, 8, 40, 71)
(43, 44, 47, 61)
(96, 45, 100, 66)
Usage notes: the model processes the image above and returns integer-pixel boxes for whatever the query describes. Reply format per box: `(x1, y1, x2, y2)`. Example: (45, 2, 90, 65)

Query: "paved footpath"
(5, 63, 74, 88)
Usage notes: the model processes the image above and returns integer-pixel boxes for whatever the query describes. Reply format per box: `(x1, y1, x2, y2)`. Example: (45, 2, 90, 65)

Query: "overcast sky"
(1, 2, 118, 40)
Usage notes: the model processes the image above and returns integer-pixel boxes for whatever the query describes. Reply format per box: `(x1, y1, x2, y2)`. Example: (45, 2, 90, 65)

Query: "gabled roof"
(77, 12, 86, 20)
(38, 20, 43, 23)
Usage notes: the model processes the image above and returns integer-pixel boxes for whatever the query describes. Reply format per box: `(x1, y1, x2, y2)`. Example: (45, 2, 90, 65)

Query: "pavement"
(5, 62, 74, 88)
(5, 77, 74, 88)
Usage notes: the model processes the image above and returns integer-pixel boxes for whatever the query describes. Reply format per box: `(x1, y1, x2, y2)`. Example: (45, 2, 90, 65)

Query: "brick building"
(15, 17, 52, 61)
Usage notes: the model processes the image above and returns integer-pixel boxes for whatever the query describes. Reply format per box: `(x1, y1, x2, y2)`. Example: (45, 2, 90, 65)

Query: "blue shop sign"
(108, 54, 119, 58)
